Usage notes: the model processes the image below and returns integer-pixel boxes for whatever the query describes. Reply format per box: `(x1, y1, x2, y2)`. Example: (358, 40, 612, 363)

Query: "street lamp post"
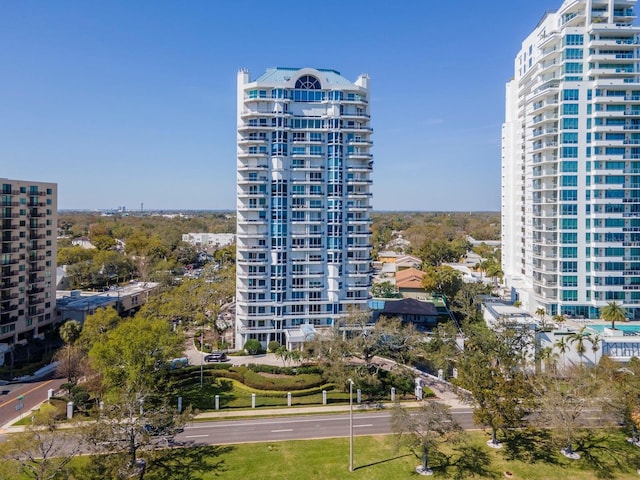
(349, 378, 354, 472)
(200, 332, 204, 389)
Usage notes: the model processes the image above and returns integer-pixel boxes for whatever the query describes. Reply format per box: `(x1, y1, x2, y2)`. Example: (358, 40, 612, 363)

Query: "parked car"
(204, 352, 228, 363)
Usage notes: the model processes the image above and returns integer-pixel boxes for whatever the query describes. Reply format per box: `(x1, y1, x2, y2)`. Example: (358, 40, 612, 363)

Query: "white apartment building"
(1, 178, 57, 344)
(181, 233, 235, 249)
(502, 0, 640, 319)
(236, 67, 373, 348)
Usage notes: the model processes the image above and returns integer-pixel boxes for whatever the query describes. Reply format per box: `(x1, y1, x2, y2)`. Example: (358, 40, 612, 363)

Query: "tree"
(0, 408, 83, 480)
(59, 319, 82, 346)
(392, 400, 462, 475)
(588, 333, 601, 366)
(451, 282, 490, 324)
(85, 314, 185, 476)
(371, 281, 399, 298)
(421, 265, 463, 301)
(535, 307, 547, 329)
(54, 345, 85, 391)
(552, 314, 566, 328)
(243, 339, 261, 355)
(57, 246, 95, 266)
(79, 307, 121, 351)
(275, 346, 291, 366)
(535, 346, 558, 374)
(533, 367, 604, 459)
(58, 320, 83, 386)
(484, 261, 503, 290)
(554, 336, 570, 371)
(600, 301, 627, 330)
(422, 323, 460, 377)
(84, 394, 190, 479)
(456, 324, 535, 447)
(597, 356, 640, 444)
(418, 238, 469, 267)
(307, 311, 421, 397)
(89, 316, 181, 393)
(568, 327, 589, 366)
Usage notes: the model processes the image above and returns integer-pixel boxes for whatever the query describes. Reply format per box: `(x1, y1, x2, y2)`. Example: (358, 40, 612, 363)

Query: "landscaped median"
(169, 363, 430, 411)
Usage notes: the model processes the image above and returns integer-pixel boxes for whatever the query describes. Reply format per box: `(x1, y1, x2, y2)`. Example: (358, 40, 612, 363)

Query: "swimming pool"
(588, 324, 640, 334)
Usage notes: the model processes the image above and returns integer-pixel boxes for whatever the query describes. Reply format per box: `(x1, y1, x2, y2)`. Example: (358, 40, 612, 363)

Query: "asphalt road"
(0, 377, 66, 428)
(175, 408, 476, 446)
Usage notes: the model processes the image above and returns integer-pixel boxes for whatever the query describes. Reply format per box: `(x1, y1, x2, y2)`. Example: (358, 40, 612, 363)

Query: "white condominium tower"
(1, 178, 57, 343)
(503, 0, 640, 319)
(236, 67, 373, 349)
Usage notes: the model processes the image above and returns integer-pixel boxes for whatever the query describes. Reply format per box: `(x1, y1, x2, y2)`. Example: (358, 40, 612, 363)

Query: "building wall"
(236, 67, 373, 348)
(181, 233, 235, 248)
(1, 178, 57, 344)
(502, 0, 640, 319)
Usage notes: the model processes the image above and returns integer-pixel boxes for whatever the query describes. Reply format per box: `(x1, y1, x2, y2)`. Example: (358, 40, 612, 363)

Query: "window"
(295, 75, 321, 90)
(562, 118, 579, 129)
(565, 63, 583, 74)
(565, 34, 584, 46)
(565, 48, 583, 60)
(563, 89, 579, 101)
(563, 104, 579, 115)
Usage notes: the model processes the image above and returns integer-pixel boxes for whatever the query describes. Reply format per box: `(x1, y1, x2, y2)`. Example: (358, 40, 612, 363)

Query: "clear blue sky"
(1, 0, 564, 211)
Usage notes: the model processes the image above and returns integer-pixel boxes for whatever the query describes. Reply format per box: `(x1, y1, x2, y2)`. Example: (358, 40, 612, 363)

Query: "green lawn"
(133, 429, 640, 480)
(10, 429, 640, 479)
(172, 432, 640, 480)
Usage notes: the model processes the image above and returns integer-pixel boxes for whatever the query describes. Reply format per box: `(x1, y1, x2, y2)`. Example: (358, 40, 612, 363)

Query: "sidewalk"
(192, 396, 471, 422)
(0, 394, 472, 435)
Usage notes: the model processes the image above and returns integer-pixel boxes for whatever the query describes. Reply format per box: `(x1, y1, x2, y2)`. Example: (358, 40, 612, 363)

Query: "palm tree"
(569, 327, 588, 366)
(588, 333, 601, 366)
(600, 301, 627, 330)
(59, 319, 82, 384)
(552, 314, 566, 329)
(554, 336, 570, 371)
(59, 319, 82, 345)
(535, 308, 547, 329)
(536, 346, 557, 374)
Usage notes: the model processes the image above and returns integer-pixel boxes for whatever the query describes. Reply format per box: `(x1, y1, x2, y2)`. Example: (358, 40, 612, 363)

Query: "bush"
(268, 341, 281, 353)
(246, 364, 324, 376)
(242, 370, 325, 391)
(244, 339, 262, 355)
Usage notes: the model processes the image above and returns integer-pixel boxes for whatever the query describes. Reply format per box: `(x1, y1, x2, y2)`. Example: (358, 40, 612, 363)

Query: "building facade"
(236, 67, 373, 348)
(502, 0, 640, 319)
(1, 178, 57, 344)
(181, 233, 235, 249)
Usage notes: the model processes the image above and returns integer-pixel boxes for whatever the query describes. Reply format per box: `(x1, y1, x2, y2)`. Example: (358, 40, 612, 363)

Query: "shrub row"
(228, 378, 336, 398)
(207, 366, 325, 391)
(246, 363, 323, 376)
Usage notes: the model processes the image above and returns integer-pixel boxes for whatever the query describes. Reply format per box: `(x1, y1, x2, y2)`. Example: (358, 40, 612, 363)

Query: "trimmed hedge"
(224, 377, 336, 398)
(246, 364, 323, 376)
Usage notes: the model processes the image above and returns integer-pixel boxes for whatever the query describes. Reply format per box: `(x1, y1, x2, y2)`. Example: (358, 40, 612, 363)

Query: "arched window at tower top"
(295, 75, 321, 90)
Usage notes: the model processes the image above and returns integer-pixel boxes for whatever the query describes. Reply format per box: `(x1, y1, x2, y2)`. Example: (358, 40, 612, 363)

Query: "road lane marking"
(0, 380, 56, 409)
(354, 424, 373, 428)
(185, 434, 209, 438)
(271, 429, 293, 433)
(186, 414, 391, 429)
